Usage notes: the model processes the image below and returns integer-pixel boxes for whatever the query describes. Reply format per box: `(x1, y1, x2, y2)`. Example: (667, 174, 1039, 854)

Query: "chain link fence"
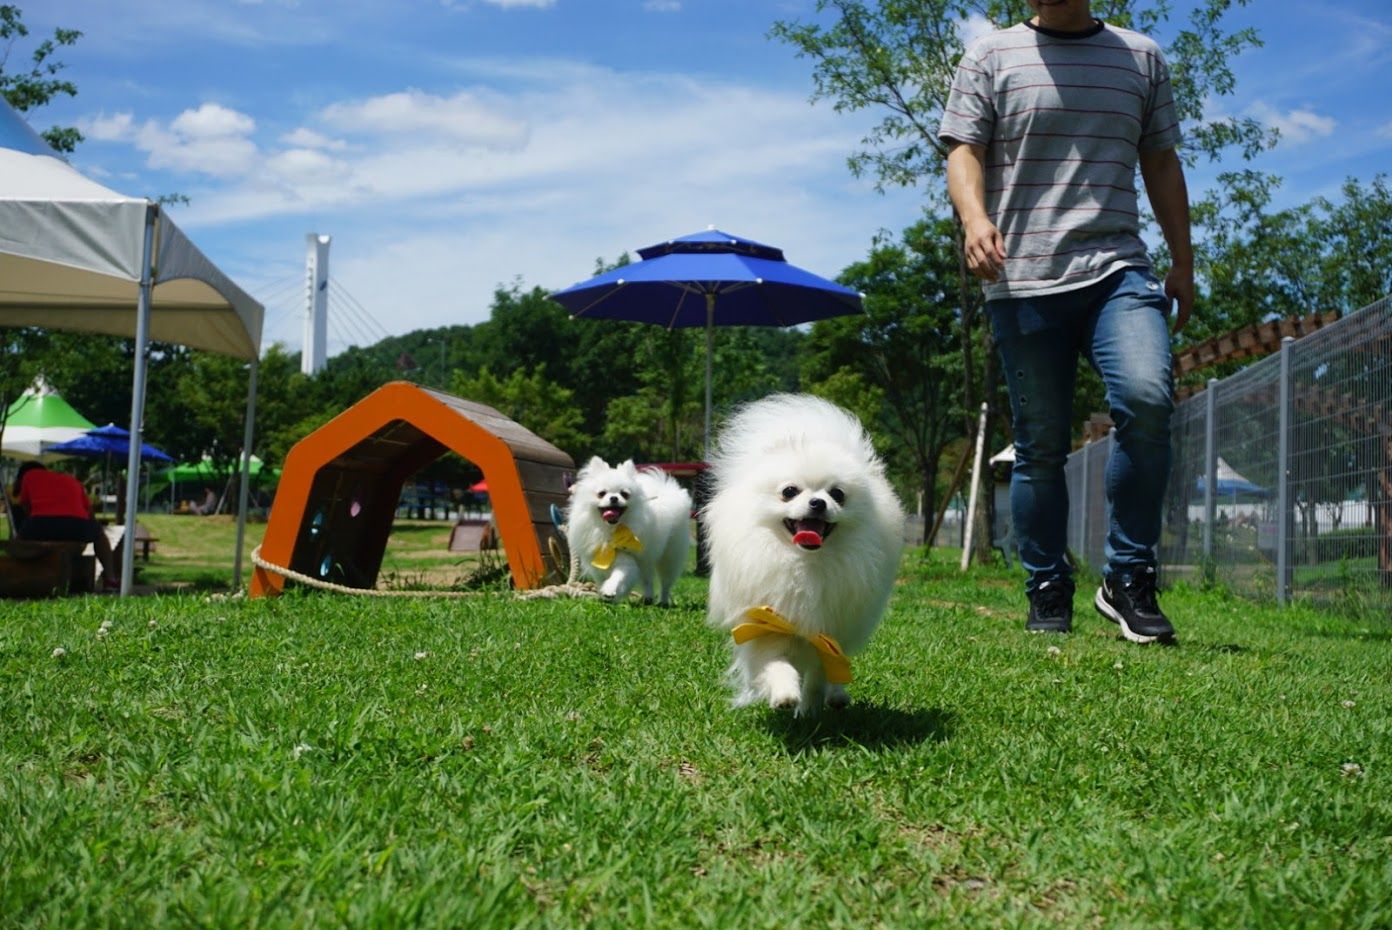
(1064, 294, 1391, 613)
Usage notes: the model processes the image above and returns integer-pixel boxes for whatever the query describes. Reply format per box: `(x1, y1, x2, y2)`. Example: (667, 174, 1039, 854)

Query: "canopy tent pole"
(232, 355, 259, 590)
(704, 292, 714, 458)
(120, 203, 159, 596)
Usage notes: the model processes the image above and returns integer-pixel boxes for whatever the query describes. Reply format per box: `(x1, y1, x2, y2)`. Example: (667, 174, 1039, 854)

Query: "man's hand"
(963, 216, 1006, 282)
(1165, 263, 1193, 334)
(946, 142, 1006, 282)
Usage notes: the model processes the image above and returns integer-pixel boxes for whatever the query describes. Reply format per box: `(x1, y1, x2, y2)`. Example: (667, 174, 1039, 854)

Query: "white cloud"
(1246, 101, 1336, 146)
(144, 131, 260, 177)
(170, 103, 256, 139)
(320, 89, 528, 149)
(264, 148, 353, 185)
(958, 13, 997, 46)
(81, 104, 260, 178)
(175, 65, 868, 229)
(280, 127, 348, 151)
(176, 59, 918, 343)
(644, 0, 682, 11)
(83, 111, 137, 142)
(479, 0, 555, 8)
(127, 104, 261, 177)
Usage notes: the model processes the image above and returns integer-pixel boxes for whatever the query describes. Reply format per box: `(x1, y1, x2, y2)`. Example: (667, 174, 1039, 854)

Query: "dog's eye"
(596, 490, 607, 499)
(829, 487, 846, 505)
(620, 490, 630, 500)
(780, 485, 799, 501)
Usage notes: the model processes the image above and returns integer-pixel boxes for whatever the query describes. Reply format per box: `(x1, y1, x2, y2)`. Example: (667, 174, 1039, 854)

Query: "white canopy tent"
(0, 100, 264, 594)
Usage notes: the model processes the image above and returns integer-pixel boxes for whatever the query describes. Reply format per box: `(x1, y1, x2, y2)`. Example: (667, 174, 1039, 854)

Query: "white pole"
(960, 401, 989, 572)
(120, 203, 158, 595)
(301, 233, 331, 375)
(232, 355, 259, 591)
(704, 292, 715, 459)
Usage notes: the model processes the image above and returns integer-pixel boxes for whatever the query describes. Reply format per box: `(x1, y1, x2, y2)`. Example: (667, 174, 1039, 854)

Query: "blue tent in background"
(1196, 457, 1270, 498)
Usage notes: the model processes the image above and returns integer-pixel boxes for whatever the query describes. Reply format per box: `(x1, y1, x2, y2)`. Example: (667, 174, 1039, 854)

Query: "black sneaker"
(1094, 568, 1176, 644)
(1026, 580, 1074, 633)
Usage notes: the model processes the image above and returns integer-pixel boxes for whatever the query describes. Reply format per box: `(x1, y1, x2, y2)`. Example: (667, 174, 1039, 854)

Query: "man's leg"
(989, 293, 1085, 627)
(1086, 268, 1175, 576)
(1086, 267, 1177, 642)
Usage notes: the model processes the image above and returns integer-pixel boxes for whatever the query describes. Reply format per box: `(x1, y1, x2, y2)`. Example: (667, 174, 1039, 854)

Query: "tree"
(1182, 171, 1392, 375)
(0, 5, 82, 152)
(803, 217, 966, 516)
(450, 365, 589, 456)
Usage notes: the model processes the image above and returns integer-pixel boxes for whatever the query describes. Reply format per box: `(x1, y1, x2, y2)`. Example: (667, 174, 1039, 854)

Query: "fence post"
(1203, 377, 1218, 580)
(1276, 336, 1294, 606)
(960, 402, 989, 572)
(1079, 438, 1090, 563)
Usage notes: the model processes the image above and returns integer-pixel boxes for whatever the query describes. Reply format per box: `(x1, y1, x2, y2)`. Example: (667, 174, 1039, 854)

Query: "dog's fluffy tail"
(638, 467, 693, 524)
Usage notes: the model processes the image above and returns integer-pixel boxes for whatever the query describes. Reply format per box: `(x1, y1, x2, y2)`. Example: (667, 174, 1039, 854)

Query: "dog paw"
(825, 686, 851, 711)
(768, 689, 801, 711)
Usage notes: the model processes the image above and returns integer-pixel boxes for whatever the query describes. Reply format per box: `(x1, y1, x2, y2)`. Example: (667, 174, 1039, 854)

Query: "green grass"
(2, 551, 1389, 928)
(68, 514, 493, 592)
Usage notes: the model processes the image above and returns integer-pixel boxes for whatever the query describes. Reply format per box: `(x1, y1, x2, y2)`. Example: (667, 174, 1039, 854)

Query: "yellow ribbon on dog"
(591, 524, 643, 570)
(730, 605, 852, 685)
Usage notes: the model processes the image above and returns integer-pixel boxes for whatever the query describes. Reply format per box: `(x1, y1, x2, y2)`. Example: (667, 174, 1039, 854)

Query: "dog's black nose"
(808, 497, 826, 512)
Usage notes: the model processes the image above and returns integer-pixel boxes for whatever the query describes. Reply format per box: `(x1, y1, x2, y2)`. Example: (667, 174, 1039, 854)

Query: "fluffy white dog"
(566, 457, 692, 605)
(704, 394, 904, 714)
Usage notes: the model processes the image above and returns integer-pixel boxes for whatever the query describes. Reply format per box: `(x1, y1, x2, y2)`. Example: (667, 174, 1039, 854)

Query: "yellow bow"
(730, 605, 852, 684)
(591, 524, 643, 570)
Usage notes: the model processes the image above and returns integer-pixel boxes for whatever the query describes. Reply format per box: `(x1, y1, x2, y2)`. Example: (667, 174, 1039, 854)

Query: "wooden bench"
(0, 539, 96, 598)
(135, 536, 158, 561)
(101, 523, 158, 562)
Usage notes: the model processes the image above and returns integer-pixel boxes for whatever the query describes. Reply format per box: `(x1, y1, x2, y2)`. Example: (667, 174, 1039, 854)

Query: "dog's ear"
(619, 460, 638, 477)
(582, 455, 607, 474)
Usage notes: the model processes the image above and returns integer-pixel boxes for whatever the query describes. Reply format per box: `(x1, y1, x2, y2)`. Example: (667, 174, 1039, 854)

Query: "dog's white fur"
(567, 457, 692, 605)
(704, 394, 904, 714)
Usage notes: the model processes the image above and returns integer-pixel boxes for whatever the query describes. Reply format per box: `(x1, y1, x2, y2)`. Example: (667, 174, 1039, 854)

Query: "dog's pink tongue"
(792, 529, 824, 548)
(602, 508, 622, 524)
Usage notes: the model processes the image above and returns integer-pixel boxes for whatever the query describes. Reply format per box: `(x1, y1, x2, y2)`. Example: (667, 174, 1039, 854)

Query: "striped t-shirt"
(938, 20, 1181, 300)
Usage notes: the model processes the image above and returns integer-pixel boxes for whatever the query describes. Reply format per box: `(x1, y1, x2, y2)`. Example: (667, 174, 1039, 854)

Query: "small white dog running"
(566, 457, 692, 605)
(704, 394, 904, 715)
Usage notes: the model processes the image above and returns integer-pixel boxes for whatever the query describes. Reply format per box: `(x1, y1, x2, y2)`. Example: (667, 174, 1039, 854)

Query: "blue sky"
(19, 0, 1392, 355)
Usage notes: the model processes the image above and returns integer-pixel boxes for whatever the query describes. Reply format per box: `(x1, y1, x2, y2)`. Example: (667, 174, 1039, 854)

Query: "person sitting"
(191, 486, 218, 516)
(11, 462, 119, 591)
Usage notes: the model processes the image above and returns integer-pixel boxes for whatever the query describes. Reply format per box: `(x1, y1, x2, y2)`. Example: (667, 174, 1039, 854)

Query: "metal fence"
(1064, 294, 1391, 612)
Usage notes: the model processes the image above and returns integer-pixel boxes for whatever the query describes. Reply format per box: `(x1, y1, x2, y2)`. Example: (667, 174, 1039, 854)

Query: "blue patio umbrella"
(548, 228, 863, 454)
(47, 423, 173, 463)
(46, 424, 173, 518)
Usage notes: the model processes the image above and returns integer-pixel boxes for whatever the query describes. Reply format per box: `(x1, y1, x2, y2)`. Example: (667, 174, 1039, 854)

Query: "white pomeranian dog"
(704, 394, 904, 714)
(566, 457, 693, 605)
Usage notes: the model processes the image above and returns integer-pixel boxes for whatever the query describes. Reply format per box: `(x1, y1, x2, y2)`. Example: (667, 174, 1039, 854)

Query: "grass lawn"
(2, 548, 1389, 928)
(95, 514, 496, 592)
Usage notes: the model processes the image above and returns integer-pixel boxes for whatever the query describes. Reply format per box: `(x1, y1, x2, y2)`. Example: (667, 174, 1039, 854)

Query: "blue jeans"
(988, 267, 1174, 592)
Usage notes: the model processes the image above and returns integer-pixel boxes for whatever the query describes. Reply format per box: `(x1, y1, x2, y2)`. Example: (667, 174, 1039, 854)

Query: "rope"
(250, 544, 600, 600)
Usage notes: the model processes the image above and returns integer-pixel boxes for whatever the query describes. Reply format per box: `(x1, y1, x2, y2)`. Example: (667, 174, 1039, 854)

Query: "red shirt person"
(12, 462, 118, 589)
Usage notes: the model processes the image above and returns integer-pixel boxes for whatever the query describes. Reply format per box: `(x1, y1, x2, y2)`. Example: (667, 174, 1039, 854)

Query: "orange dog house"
(250, 382, 574, 597)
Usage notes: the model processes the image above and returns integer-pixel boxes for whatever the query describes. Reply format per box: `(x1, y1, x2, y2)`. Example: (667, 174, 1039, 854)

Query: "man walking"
(940, 0, 1192, 643)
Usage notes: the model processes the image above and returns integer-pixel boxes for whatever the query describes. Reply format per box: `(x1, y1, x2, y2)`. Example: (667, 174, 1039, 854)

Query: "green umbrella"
(1, 377, 97, 461)
(153, 455, 278, 486)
